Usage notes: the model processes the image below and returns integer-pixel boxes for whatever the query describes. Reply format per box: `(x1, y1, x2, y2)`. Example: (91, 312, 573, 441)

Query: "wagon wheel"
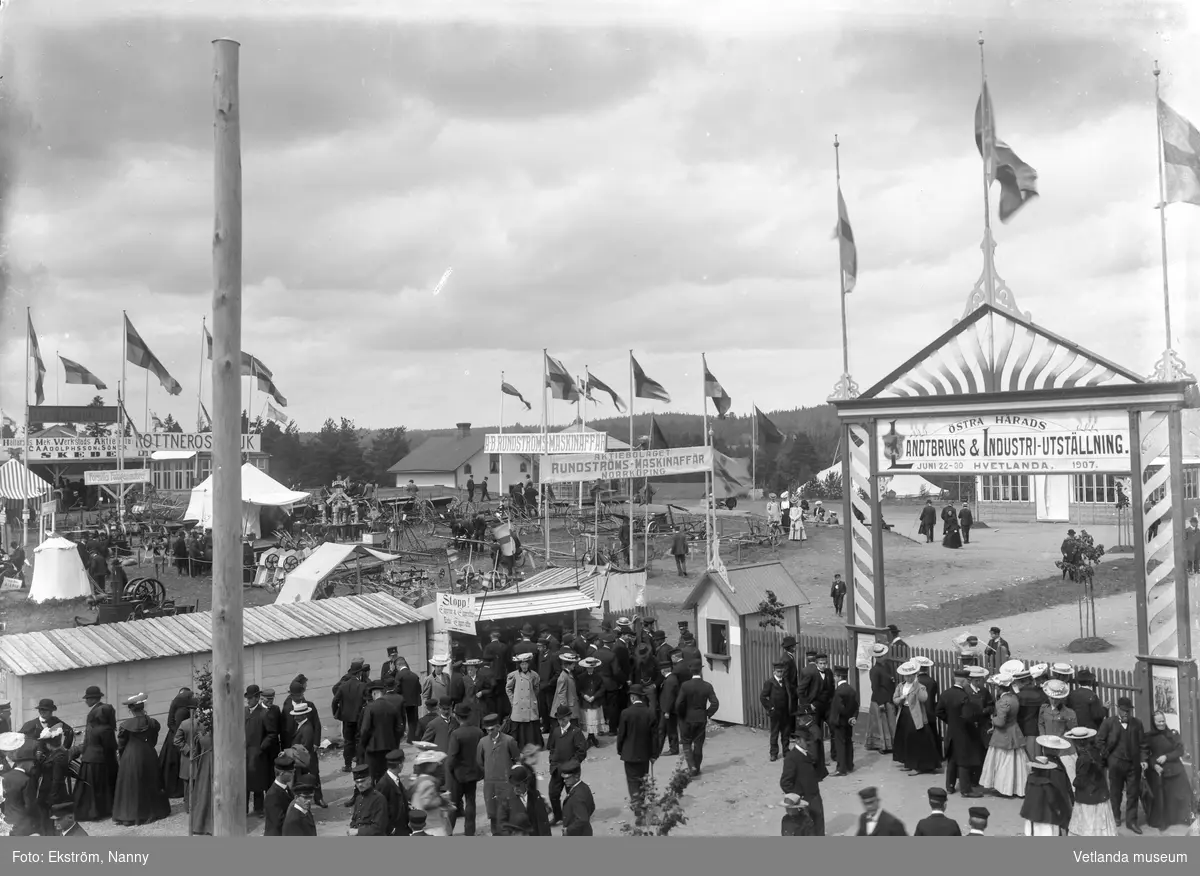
(282, 554, 302, 573)
(123, 577, 167, 607)
(264, 551, 280, 570)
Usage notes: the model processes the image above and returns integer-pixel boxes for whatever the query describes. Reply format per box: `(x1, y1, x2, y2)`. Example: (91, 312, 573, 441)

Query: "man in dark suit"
(392, 658, 423, 743)
(918, 499, 937, 542)
(74, 686, 118, 821)
(332, 658, 366, 773)
(379, 646, 402, 691)
(957, 502, 974, 544)
(657, 652, 686, 757)
(595, 634, 625, 736)
(760, 661, 793, 762)
(376, 749, 412, 836)
(346, 765, 389, 835)
(421, 697, 456, 753)
(545, 704, 587, 827)
(496, 764, 551, 835)
(855, 787, 907, 835)
(966, 806, 989, 836)
(795, 650, 821, 714)
(559, 759, 595, 836)
(245, 685, 279, 816)
(617, 684, 658, 820)
(19, 698, 74, 752)
(263, 754, 295, 836)
(446, 714, 484, 836)
(827, 666, 859, 775)
(1097, 696, 1149, 833)
(779, 725, 825, 835)
(358, 682, 403, 783)
(1066, 669, 1109, 731)
(282, 778, 318, 836)
(0, 701, 11, 736)
(935, 668, 985, 797)
(675, 665, 719, 777)
(280, 677, 321, 751)
(913, 787, 962, 836)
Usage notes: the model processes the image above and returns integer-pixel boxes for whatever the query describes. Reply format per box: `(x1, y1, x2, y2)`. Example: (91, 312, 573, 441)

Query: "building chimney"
(456, 422, 471, 438)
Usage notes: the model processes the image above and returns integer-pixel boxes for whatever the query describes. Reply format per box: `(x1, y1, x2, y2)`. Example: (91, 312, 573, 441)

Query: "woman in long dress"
(979, 674, 1029, 797)
(112, 694, 172, 826)
(159, 688, 192, 799)
(1065, 728, 1118, 836)
(1145, 711, 1195, 830)
(892, 662, 940, 775)
(409, 751, 452, 836)
(576, 658, 605, 747)
(552, 652, 581, 723)
(189, 716, 214, 836)
(1037, 682, 1078, 783)
(1022, 756, 1073, 835)
(506, 652, 542, 750)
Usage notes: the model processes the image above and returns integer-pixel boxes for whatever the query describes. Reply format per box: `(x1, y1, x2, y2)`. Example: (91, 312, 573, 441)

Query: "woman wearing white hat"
(576, 657, 605, 747)
(1, 730, 38, 835)
(410, 751, 452, 836)
(865, 644, 896, 754)
(1021, 756, 1073, 835)
(892, 662, 939, 775)
(1038, 681, 1078, 783)
(790, 499, 807, 542)
(766, 494, 780, 532)
(552, 651, 581, 723)
(978, 674, 1029, 798)
(1064, 727, 1117, 836)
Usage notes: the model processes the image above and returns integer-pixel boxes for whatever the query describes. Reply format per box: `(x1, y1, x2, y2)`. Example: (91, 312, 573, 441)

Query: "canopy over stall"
(274, 541, 403, 604)
(183, 462, 310, 537)
(27, 535, 92, 603)
(0, 458, 54, 501)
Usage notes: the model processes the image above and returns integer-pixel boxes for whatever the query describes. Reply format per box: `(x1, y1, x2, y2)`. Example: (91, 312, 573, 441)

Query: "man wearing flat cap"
(855, 786, 907, 836)
(346, 764, 389, 836)
(914, 787, 961, 835)
(282, 777, 318, 836)
(359, 682, 404, 783)
(263, 754, 295, 836)
(75, 685, 119, 821)
(966, 805, 989, 836)
(332, 658, 368, 773)
(935, 668, 985, 798)
(51, 801, 87, 837)
(244, 684, 280, 817)
(616, 684, 657, 821)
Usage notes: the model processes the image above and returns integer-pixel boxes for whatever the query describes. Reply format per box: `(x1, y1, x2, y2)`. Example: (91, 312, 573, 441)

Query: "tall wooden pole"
(1152, 61, 1175, 380)
(210, 37, 246, 837)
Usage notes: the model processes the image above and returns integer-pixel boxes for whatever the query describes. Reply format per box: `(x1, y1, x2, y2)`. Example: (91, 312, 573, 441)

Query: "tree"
(1055, 530, 1107, 645)
(304, 417, 367, 486)
(756, 590, 787, 630)
(367, 427, 410, 486)
(85, 395, 111, 438)
(820, 470, 843, 499)
(162, 413, 183, 433)
(621, 761, 693, 836)
(260, 420, 304, 487)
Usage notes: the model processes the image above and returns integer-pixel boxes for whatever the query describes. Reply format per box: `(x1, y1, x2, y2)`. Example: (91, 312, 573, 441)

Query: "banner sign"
(436, 591, 478, 634)
(485, 432, 607, 455)
(877, 410, 1131, 474)
(2, 433, 260, 461)
(84, 469, 152, 486)
(30, 405, 120, 424)
(539, 446, 713, 483)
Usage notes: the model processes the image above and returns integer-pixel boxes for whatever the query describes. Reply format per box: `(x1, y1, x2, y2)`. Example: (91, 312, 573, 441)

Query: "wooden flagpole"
(1152, 60, 1176, 380)
(702, 354, 711, 569)
(542, 350, 550, 561)
(628, 351, 635, 569)
(23, 308, 31, 546)
(210, 37, 246, 837)
(197, 318, 207, 430)
(499, 371, 505, 518)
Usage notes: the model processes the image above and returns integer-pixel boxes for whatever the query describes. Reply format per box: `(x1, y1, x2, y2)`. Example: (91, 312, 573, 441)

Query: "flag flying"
(834, 186, 858, 293)
(125, 316, 183, 395)
(28, 313, 46, 405)
(150, 412, 165, 432)
(649, 416, 671, 450)
(501, 381, 532, 411)
(266, 400, 288, 424)
(245, 354, 274, 380)
(204, 325, 213, 360)
(713, 450, 754, 499)
(1, 409, 16, 430)
(198, 402, 212, 432)
(631, 356, 670, 403)
(254, 369, 288, 407)
(975, 82, 1039, 222)
(59, 355, 108, 390)
(545, 353, 582, 401)
(754, 406, 785, 444)
(585, 371, 626, 412)
(702, 355, 731, 419)
(1158, 98, 1200, 206)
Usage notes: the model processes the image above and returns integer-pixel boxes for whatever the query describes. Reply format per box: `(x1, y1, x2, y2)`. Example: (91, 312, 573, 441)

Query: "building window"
(463, 463, 472, 476)
(1184, 468, 1198, 501)
(519, 462, 528, 473)
(1073, 474, 1120, 505)
(706, 619, 730, 658)
(980, 475, 1030, 502)
(489, 454, 499, 474)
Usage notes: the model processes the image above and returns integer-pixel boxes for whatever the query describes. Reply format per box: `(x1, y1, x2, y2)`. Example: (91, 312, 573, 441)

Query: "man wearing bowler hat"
(21, 697, 74, 752)
(545, 704, 587, 826)
(75, 685, 119, 822)
(50, 800, 88, 837)
(761, 660, 793, 762)
(477, 713, 520, 836)
(332, 658, 367, 773)
(914, 787, 962, 835)
(936, 667, 985, 798)
(1097, 696, 1149, 833)
(1066, 668, 1109, 731)
(616, 684, 657, 821)
(359, 681, 403, 783)
(244, 684, 279, 817)
(855, 786, 907, 836)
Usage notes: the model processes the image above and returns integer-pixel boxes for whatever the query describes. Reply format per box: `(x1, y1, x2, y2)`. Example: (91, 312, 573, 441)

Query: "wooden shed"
(680, 561, 808, 725)
(0, 593, 428, 731)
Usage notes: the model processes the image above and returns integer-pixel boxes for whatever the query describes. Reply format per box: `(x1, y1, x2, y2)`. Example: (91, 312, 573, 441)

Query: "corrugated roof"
(0, 593, 426, 676)
(510, 567, 597, 592)
(513, 566, 647, 602)
(473, 587, 598, 622)
(386, 433, 486, 474)
(681, 561, 806, 616)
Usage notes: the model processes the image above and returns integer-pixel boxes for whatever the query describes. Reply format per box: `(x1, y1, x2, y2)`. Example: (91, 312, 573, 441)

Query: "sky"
(0, 0, 1197, 433)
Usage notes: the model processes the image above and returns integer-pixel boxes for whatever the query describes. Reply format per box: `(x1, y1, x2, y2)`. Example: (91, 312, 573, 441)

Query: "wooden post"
(210, 37, 246, 837)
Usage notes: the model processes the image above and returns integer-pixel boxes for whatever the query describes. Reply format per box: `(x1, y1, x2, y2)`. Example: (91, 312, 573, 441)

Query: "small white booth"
(27, 535, 93, 603)
(183, 462, 310, 537)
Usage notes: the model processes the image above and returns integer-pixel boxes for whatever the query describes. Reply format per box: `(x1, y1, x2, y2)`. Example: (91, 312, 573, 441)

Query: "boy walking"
(830, 574, 847, 617)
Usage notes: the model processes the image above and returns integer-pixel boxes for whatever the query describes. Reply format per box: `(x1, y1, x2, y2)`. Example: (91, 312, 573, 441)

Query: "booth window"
(489, 454, 499, 474)
(706, 619, 730, 658)
(463, 463, 472, 476)
(1072, 474, 1119, 505)
(1183, 468, 1198, 501)
(980, 475, 1030, 502)
(519, 462, 528, 473)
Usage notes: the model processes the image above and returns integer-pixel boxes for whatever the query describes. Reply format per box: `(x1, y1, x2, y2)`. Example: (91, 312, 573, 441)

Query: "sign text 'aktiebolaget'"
(540, 446, 713, 483)
(878, 411, 1131, 474)
(485, 432, 607, 455)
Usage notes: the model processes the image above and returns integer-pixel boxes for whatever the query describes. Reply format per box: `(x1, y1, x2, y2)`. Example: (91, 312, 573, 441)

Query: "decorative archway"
(833, 303, 1199, 773)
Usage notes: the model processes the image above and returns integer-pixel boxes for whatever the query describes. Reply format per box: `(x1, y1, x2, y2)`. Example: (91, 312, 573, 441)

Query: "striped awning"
(0, 458, 54, 501)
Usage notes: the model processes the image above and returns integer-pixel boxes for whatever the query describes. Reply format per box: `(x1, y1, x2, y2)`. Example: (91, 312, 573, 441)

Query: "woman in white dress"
(978, 673, 1029, 797)
(1065, 727, 1118, 836)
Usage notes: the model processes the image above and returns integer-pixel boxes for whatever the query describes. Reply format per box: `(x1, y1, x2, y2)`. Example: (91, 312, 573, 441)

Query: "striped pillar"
(844, 422, 879, 628)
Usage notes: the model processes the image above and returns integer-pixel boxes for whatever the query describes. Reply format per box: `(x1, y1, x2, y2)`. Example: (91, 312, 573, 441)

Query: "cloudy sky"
(0, 0, 1196, 432)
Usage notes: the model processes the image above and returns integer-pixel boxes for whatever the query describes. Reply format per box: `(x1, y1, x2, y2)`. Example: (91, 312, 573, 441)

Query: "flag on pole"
(266, 400, 288, 424)
(254, 367, 288, 407)
(198, 402, 212, 432)
(834, 186, 858, 293)
(713, 450, 754, 498)
(243, 353, 274, 380)
(501, 381, 533, 411)
(59, 355, 108, 390)
(975, 82, 1039, 222)
(1158, 98, 1200, 206)
(754, 406, 784, 444)
(702, 355, 731, 419)
(28, 313, 46, 405)
(1, 410, 16, 430)
(150, 412, 165, 432)
(585, 371, 626, 412)
(204, 325, 213, 360)
(125, 316, 183, 395)
(631, 356, 670, 403)
(649, 417, 671, 450)
(545, 354, 581, 401)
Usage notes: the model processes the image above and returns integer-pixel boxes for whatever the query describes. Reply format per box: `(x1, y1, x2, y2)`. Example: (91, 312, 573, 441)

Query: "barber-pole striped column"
(1137, 411, 1182, 658)
(846, 423, 878, 628)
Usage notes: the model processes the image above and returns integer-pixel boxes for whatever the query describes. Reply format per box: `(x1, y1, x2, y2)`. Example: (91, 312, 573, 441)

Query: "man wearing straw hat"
(866, 643, 896, 754)
(779, 793, 815, 836)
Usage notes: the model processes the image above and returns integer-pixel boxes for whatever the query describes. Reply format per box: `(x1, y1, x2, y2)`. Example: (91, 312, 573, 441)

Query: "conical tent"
(27, 535, 92, 603)
(183, 462, 310, 537)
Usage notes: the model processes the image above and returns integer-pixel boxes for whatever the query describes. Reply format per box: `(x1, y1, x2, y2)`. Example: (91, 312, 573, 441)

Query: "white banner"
(436, 591, 478, 634)
(485, 432, 607, 455)
(877, 410, 1131, 474)
(1, 433, 261, 461)
(84, 469, 152, 486)
(539, 446, 712, 483)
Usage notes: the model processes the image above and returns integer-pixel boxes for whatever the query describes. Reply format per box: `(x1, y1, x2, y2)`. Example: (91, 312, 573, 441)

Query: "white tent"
(27, 535, 92, 603)
(0, 458, 54, 501)
(183, 463, 311, 538)
(815, 463, 943, 499)
(274, 542, 403, 604)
